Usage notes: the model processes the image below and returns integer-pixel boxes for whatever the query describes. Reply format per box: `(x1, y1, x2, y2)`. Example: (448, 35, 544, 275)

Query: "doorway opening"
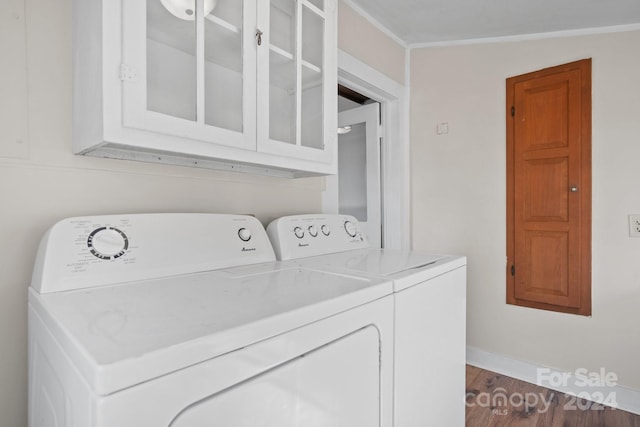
(335, 50, 410, 251)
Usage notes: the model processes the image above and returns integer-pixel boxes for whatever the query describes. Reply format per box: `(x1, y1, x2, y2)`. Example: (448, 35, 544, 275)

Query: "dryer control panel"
(31, 214, 276, 293)
(267, 214, 370, 260)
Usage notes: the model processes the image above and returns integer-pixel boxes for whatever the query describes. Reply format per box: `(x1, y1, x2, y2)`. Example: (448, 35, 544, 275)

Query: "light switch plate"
(629, 215, 640, 237)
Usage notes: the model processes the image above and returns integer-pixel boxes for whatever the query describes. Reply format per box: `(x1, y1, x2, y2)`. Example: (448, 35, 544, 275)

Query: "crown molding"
(409, 23, 640, 49)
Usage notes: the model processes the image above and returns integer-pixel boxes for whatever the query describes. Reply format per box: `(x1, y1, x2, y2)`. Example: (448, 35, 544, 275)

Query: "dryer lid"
(339, 250, 444, 276)
(303, 249, 442, 275)
(29, 267, 392, 395)
(296, 249, 467, 291)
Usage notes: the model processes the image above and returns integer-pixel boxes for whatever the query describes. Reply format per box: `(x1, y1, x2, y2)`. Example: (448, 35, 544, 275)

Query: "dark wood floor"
(466, 365, 640, 427)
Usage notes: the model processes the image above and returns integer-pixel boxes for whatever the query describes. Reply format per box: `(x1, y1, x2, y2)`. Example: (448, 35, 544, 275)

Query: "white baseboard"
(466, 346, 640, 415)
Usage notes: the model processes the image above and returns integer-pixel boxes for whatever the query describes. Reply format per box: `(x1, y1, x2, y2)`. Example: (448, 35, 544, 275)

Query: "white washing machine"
(267, 214, 467, 427)
(28, 213, 395, 427)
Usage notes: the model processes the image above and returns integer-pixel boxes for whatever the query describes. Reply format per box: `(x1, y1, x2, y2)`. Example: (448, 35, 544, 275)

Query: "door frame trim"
(337, 50, 410, 250)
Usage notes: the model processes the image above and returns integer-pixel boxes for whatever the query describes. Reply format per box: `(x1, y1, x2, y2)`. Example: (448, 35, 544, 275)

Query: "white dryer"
(267, 214, 467, 427)
(28, 213, 394, 427)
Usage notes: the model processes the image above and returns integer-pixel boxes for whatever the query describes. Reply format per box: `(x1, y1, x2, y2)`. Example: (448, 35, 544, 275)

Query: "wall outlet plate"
(629, 215, 640, 237)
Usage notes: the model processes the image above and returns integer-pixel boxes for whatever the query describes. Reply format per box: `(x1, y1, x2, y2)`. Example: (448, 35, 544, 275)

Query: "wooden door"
(506, 59, 591, 315)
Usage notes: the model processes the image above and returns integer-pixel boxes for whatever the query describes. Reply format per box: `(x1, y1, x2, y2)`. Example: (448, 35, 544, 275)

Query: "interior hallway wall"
(410, 30, 640, 391)
(0, 0, 406, 425)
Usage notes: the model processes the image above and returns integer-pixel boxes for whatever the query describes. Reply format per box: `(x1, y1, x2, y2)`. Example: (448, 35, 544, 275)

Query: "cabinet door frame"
(256, 0, 337, 165)
(120, 0, 257, 152)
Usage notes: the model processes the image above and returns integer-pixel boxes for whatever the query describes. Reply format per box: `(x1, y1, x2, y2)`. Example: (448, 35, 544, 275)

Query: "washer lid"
(29, 267, 392, 395)
(296, 249, 467, 291)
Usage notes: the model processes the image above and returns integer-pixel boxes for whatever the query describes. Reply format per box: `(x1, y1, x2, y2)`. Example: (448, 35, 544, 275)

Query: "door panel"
(337, 122, 368, 220)
(323, 103, 382, 247)
(523, 156, 569, 222)
(507, 59, 591, 315)
(523, 79, 572, 151)
(522, 230, 576, 307)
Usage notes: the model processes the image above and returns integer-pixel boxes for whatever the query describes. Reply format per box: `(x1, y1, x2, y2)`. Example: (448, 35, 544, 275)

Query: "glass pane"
(308, 0, 324, 11)
(338, 122, 367, 221)
(301, 6, 324, 149)
(204, 0, 243, 132)
(146, 0, 197, 121)
(269, 0, 296, 144)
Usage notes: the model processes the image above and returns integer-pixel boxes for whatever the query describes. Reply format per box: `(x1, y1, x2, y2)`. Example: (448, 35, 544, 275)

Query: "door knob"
(570, 186, 578, 192)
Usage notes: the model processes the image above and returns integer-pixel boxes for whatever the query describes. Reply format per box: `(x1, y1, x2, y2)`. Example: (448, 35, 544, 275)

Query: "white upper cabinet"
(73, 0, 337, 177)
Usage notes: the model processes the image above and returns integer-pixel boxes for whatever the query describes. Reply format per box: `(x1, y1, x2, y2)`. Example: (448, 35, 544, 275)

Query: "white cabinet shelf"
(303, 60, 322, 74)
(270, 45, 321, 73)
(270, 44, 294, 61)
(73, 0, 337, 178)
(206, 14, 240, 34)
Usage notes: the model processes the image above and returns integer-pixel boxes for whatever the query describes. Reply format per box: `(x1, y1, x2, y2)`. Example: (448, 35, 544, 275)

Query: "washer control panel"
(267, 214, 369, 260)
(32, 214, 276, 294)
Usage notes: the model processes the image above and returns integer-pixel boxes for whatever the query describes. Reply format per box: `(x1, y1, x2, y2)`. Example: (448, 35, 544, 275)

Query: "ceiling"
(346, 0, 640, 45)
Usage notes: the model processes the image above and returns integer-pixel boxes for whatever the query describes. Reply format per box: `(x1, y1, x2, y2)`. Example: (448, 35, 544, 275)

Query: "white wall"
(0, 0, 405, 425)
(411, 30, 640, 391)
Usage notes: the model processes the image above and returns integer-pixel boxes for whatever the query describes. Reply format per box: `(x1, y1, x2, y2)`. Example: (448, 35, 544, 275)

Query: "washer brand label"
(241, 247, 256, 252)
(298, 243, 309, 247)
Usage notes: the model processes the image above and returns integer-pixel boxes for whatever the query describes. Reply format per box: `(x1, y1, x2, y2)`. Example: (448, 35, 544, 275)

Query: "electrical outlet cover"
(629, 215, 640, 237)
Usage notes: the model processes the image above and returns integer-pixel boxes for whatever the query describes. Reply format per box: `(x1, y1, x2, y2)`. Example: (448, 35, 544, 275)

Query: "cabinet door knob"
(570, 186, 578, 192)
(256, 29, 263, 46)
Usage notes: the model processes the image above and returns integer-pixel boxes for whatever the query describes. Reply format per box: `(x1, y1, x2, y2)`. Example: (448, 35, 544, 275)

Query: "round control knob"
(294, 226, 305, 239)
(344, 221, 358, 238)
(87, 227, 128, 260)
(321, 224, 331, 236)
(308, 225, 318, 237)
(238, 227, 252, 242)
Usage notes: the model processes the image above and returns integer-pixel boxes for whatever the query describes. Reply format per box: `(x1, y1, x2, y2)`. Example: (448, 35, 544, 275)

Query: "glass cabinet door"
(258, 0, 335, 163)
(122, 0, 255, 150)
